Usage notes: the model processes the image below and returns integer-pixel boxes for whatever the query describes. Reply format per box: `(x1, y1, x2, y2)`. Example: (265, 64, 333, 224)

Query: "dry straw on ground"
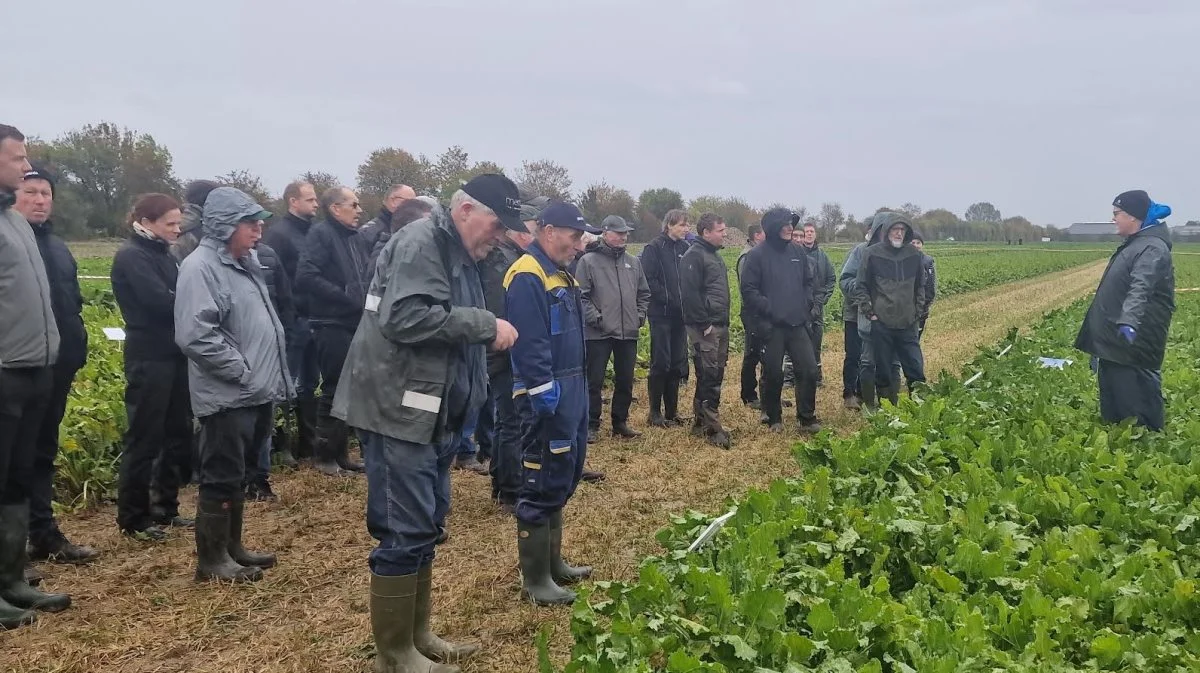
(3, 262, 1104, 673)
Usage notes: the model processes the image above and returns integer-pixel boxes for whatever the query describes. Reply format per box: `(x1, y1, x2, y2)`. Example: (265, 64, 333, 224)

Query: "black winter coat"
(680, 239, 730, 327)
(32, 221, 87, 372)
(111, 235, 182, 361)
(255, 242, 296, 336)
(639, 233, 691, 320)
(479, 238, 526, 376)
(739, 237, 814, 329)
(1075, 225, 1175, 369)
(262, 212, 313, 315)
(295, 220, 371, 330)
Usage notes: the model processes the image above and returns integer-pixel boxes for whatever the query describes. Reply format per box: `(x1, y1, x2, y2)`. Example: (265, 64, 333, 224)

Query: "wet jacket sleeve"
(174, 264, 246, 384)
(640, 243, 667, 309)
(575, 255, 602, 328)
(296, 226, 360, 314)
(636, 260, 650, 324)
(839, 245, 862, 306)
(817, 253, 835, 308)
(739, 252, 772, 323)
(1119, 244, 1169, 330)
(375, 237, 496, 346)
(679, 251, 706, 326)
(506, 271, 554, 391)
(853, 247, 875, 316)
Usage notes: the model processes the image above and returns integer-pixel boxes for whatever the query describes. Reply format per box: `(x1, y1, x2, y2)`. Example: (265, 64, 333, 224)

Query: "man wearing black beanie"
(1075, 190, 1175, 431)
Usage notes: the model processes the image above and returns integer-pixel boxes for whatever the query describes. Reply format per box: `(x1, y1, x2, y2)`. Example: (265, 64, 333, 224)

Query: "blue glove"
(529, 380, 561, 417)
(1118, 324, 1136, 344)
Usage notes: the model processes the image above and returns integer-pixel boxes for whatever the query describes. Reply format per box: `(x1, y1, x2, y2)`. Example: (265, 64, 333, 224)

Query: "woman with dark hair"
(111, 193, 195, 541)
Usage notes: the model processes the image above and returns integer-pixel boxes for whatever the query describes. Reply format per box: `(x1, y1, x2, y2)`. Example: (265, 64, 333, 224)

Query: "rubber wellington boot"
(860, 379, 879, 412)
(414, 565, 479, 663)
(549, 510, 591, 585)
(517, 521, 575, 606)
(662, 378, 683, 425)
(228, 498, 276, 569)
(0, 504, 70, 613)
(880, 381, 900, 407)
(294, 397, 319, 461)
(194, 499, 262, 583)
(312, 416, 346, 477)
(370, 572, 458, 673)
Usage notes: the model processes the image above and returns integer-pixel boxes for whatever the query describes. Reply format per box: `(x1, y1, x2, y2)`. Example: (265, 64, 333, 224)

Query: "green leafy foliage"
(559, 257, 1200, 672)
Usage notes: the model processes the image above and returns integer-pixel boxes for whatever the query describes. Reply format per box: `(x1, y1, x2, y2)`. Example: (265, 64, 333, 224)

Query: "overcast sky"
(6, 0, 1197, 226)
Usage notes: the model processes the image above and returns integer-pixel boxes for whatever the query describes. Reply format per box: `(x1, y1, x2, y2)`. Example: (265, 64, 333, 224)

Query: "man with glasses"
(295, 187, 369, 476)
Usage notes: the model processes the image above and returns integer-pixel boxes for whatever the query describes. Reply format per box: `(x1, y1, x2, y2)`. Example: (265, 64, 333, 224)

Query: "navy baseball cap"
(462, 173, 524, 232)
(538, 201, 601, 234)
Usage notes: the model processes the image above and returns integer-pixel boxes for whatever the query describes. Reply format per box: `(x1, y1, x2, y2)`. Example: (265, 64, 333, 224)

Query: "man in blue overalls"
(504, 201, 600, 606)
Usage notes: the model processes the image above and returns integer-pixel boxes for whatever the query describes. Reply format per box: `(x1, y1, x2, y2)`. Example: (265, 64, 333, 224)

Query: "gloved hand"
(529, 380, 561, 417)
(1118, 324, 1136, 344)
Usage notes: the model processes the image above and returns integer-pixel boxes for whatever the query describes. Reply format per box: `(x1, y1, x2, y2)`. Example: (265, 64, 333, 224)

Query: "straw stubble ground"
(4, 261, 1105, 673)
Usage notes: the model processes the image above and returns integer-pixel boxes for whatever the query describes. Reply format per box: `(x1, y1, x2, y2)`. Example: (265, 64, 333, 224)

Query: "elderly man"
(575, 215, 649, 443)
(0, 124, 69, 629)
(505, 201, 599, 606)
(296, 187, 368, 476)
(175, 187, 293, 583)
(680, 213, 731, 448)
(850, 213, 926, 410)
(1075, 191, 1175, 431)
(15, 168, 97, 566)
(334, 174, 519, 668)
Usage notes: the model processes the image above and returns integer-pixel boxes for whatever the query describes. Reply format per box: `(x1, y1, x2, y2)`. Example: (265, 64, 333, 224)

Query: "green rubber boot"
(370, 572, 458, 673)
(228, 498, 276, 569)
(549, 511, 591, 585)
(413, 565, 479, 663)
(517, 520, 576, 606)
(0, 503, 70, 613)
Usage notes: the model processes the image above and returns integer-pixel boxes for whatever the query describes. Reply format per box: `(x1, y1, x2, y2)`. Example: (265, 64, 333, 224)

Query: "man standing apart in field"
(505, 202, 598, 606)
(1075, 191, 1174, 431)
(0, 124, 70, 629)
(333, 174, 520, 669)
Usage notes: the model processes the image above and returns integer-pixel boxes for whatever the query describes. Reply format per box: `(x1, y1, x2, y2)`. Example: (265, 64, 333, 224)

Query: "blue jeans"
(362, 430, 456, 576)
(456, 407, 480, 459)
(287, 318, 320, 399)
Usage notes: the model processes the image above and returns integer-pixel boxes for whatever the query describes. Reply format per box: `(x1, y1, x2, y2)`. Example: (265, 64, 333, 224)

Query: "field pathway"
(7, 261, 1105, 673)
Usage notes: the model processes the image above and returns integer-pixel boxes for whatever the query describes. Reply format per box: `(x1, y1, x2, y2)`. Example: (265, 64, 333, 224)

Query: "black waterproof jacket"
(739, 222, 814, 329)
(111, 234, 182, 361)
(32, 221, 88, 372)
(1075, 224, 1175, 369)
(680, 238, 730, 328)
(639, 233, 691, 320)
(295, 220, 371, 330)
(262, 212, 314, 314)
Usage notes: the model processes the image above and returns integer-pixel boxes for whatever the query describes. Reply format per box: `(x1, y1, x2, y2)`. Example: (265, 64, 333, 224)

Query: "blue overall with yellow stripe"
(503, 241, 589, 526)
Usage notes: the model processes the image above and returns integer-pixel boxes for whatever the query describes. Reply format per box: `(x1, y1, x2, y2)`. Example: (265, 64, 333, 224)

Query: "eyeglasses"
(339, 202, 361, 210)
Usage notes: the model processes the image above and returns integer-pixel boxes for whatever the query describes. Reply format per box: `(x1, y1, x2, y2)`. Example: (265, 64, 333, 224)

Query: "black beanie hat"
(1113, 190, 1151, 222)
(23, 166, 56, 196)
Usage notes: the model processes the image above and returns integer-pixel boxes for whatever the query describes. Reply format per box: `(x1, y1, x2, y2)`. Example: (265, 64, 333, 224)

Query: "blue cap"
(537, 201, 600, 234)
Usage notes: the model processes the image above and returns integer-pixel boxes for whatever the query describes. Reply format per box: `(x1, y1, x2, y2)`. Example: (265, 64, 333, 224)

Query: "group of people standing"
(0, 119, 1178, 673)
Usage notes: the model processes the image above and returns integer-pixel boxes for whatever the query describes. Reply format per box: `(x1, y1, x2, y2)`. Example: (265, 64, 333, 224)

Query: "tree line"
(27, 122, 1060, 243)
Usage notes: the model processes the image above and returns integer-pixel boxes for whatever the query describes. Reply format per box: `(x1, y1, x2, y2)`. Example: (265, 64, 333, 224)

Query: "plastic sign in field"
(686, 509, 736, 553)
(102, 327, 126, 341)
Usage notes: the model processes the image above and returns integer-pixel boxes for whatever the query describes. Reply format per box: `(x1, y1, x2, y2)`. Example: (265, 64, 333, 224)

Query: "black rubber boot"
(336, 424, 365, 473)
(273, 422, 299, 469)
(880, 381, 900, 406)
(227, 498, 276, 569)
(0, 593, 34, 630)
(860, 379, 879, 411)
(517, 520, 576, 606)
(294, 397, 319, 461)
(194, 498, 262, 583)
(414, 564, 479, 663)
(647, 374, 666, 427)
(611, 422, 641, 439)
(313, 413, 347, 477)
(549, 510, 591, 585)
(370, 572, 458, 673)
(28, 529, 99, 564)
(662, 376, 681, 424)
(0, 503, 70, 613)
